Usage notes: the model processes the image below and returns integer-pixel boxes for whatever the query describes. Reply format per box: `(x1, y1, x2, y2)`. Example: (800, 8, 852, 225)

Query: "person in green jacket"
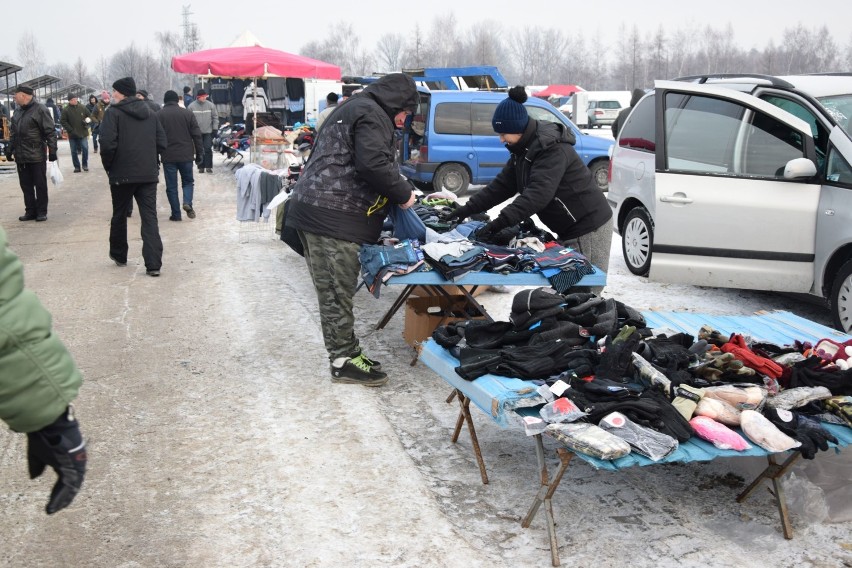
(60, 94, 93, 172)
(0, 225, 87, 514)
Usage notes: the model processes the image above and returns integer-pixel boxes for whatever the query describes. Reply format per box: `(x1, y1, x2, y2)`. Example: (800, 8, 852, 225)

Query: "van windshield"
(817, 94, 852, 136)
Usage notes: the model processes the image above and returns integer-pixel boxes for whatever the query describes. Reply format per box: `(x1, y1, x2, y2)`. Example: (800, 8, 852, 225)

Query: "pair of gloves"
(443, 206, 503, 243)
(26, 407, 87, 514)
(763, 407, 838, 459)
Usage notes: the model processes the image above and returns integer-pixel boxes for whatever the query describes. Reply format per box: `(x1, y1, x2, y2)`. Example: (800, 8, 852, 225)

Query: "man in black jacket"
(288, 73, 418, 386)
(5, 85, 58, 222)
(157, 90, 203, 220)
(448, 86, 613, 289)
(99, 77, 167, 276)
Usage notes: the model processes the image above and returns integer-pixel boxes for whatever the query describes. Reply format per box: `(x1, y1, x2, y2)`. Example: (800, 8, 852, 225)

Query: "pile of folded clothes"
(431, 287, 851, 461)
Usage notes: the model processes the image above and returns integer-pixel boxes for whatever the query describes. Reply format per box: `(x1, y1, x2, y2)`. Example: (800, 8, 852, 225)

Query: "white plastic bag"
(49, 161, 63, 187)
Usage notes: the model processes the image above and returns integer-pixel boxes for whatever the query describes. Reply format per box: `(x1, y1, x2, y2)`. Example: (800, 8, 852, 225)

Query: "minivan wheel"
(433, 163, 470, 194)
(830, 259, 852, 333)
(622, 206, 653, 276)
(589, 161, 609, 192)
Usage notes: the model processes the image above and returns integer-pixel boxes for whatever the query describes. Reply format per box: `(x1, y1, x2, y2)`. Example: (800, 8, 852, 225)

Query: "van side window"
(471, 103, 498, 135)
(742, 112, 806, 178)
(526, 106, 563, 127)
(761, 94, 828, 172)
(434, 103, 471, 135)
(618, 94, 655, 152)
(664, 93, 743, 174)
(826, 146, 852, 186)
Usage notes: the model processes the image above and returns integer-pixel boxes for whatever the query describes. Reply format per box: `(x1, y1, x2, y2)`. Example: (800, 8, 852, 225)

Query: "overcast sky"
(2, 0, 851, 69)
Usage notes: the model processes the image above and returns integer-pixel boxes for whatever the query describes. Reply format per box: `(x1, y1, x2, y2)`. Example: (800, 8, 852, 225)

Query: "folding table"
(418, 310, 852, 567)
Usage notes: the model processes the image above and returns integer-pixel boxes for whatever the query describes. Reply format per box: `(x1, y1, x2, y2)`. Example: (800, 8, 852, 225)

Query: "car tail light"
(418, 144, 428, 163)
(607, 156, 613, 183)
(595, 110, 604, 116)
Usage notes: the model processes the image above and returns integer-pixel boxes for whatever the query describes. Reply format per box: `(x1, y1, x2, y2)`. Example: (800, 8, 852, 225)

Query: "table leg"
(375, 284, 416, 330)
(523, 437, 574, 567)
(736, 452, 801, 539)
(447, 389, 489, 485)
(455, 285, 494, 322)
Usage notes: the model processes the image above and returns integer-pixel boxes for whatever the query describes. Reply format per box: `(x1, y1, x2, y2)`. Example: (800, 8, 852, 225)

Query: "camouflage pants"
(298, 230, 362, 361)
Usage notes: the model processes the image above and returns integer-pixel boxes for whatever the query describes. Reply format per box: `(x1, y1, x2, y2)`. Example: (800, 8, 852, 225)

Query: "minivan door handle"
(659, 194, 694, 204)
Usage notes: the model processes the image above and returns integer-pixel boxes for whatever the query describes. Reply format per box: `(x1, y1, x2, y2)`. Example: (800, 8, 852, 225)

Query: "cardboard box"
(409, 284, 487, 298)
(403, 295, 485, 347)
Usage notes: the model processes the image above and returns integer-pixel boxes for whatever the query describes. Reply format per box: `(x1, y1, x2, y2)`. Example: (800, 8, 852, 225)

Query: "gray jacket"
(187, 98, 218, 134)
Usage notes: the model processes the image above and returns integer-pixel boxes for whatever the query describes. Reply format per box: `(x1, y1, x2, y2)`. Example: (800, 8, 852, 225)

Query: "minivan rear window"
(618, 94, 655, 152)
(434, 103, 470, 135)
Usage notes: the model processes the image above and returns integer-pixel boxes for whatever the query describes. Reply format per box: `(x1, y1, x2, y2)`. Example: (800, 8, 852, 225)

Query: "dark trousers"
(91, 124, 100, 151)
(109, 182, 163, 270)
(201, 133, 213, 169)
(17, 161, 49, 216)
(163, 161, 195, 218)
(68, 137, 88, 170)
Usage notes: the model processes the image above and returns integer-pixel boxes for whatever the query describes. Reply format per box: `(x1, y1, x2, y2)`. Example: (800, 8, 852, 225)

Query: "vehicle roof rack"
(804, 72, 852, 77)
(673, 73, 795, 89)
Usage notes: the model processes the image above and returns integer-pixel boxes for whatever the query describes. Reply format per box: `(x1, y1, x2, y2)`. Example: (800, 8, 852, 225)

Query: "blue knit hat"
(492, 86, 529, 134)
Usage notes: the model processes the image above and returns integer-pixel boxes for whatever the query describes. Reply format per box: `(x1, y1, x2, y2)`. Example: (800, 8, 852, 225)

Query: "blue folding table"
(418, 310, 852, 567)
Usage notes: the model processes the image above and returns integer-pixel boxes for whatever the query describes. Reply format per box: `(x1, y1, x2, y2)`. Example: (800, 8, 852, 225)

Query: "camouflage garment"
(298, 229, 362, 361)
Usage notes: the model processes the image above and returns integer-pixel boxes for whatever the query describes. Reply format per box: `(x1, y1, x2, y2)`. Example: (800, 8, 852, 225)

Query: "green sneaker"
(359, 353, 382, 372)
(330, 355, 388, 387)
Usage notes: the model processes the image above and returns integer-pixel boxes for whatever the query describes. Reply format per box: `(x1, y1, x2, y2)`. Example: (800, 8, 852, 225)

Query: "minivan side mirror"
(783, 157, 818, 180)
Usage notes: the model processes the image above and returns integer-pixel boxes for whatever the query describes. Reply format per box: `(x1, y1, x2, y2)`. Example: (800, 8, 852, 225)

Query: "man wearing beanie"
(187, 89, 217, 173)
(5, 85, 58, 222)
(447, 86, 613, 290)
(60, 94, 93, 173)
(316, 92, 339, 131)
(99, 77, 167, 276)
(157, 90, 203, 221)
(287, 73, 419, 386)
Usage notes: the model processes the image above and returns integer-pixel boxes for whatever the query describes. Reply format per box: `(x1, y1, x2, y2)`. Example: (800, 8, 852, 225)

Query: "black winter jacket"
(99, 98, 167, 184)
(7, 101, 57, 163)
(157, 102, 203, 163)
(464, 119, 611, 242)
(288, 73, 419, 245)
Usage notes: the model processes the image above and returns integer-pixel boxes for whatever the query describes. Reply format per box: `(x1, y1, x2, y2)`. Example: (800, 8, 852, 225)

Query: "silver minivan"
(607, 74, 852, 332)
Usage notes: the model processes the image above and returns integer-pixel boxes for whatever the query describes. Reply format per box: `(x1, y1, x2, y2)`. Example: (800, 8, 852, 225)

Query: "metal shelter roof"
(0, 61, 23, 78)
(52, 83, 98, 101)
(0, 74, 63, 95)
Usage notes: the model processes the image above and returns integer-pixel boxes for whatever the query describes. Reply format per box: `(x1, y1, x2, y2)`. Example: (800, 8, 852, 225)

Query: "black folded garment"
(786, 357, 852, 395)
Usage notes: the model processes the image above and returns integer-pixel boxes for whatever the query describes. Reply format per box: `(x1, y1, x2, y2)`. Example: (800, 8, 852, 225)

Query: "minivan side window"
(434, 103, 471, 135)
(826, 146, 852, 186)
(664, 93, 743, 173)
(471, 103, 499, 136)
(618, 94, 655, 152)
(761, 94, 828, 171)
(527, 106, 564, 126)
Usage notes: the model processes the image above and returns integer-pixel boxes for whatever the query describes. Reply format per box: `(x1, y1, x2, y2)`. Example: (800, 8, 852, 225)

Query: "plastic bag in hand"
(49, 161, 64, 187)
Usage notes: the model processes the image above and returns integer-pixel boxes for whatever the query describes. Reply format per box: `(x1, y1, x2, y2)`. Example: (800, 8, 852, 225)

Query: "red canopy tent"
(171, 45, 341, 80)
(532, 85, 584, 98)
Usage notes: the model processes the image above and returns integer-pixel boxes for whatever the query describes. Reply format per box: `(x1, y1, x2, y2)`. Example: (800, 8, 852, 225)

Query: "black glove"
(5, 153, 13, 162)
(596, 325, 641, 382)
(48, 152, 57, 162)
(763, 407, 838, 460)
(471, 222, 499, 243)
(444, 205, 471, 222)
(26, 407, 87, 514)
(195, 157, 204, 168)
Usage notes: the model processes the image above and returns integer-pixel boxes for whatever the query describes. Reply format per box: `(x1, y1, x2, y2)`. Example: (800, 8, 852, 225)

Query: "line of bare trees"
(6, 15, 852, 104)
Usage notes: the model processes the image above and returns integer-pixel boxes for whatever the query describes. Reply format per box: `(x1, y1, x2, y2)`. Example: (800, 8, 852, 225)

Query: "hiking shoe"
(109, 253, 127, 267)
(359, 353, 383, 372)
(35, 215, 47, 222)
(73, 168, 81, 173)
(183, 204, 196, 219)
(146, 269, 160, 277)
(330, 355, 388, 387)
(19, 214, 37, 221)
(83, 166, 88, 171)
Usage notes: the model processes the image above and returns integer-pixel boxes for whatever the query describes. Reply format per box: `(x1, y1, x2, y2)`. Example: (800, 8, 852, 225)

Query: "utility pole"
(181, 5, 200, 53)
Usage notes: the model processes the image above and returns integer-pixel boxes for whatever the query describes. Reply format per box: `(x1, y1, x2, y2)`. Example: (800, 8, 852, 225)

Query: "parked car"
(399, 89, 614, 193)
(586, 100, 622, 128)
(607, 73, 852, 332)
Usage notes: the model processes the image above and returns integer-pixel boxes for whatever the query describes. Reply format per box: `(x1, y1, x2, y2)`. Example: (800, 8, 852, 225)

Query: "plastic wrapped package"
(695, 397, 742, 426)
(739, 409, 801, 452)
(689, 416, 752, 451)
(539, 397, 587, 423)
(598, 411, 678, 461)
(631, 352, 671, 394)
(765, 386, 833, 410)
(703, 384, 766, 410)
(545, 422, 632, 460)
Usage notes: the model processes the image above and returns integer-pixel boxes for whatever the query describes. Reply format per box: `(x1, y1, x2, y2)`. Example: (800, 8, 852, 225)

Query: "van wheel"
(433, 164, 470, 194)
(622, 206, 653, 276)
(589, 161, 609, 192)
(830, 259, 852, 333)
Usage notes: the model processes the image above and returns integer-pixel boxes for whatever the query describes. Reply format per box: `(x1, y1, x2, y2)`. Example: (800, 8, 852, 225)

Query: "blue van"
(399, 89, 614, 193)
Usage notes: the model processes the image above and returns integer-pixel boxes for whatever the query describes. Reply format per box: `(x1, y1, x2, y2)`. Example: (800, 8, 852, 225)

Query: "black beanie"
(112, 77, 137, 97)
(492, 86, 529, 134)
(15, 85, 34, 96)
(163, 90, 180, 104)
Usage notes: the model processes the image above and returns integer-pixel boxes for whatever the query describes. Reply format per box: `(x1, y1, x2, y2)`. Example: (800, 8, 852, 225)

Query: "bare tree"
(17, 32, 45, 80)
(301, 22, 374, 76)
(156, 30, 185, 91)
(463, 24, 505, 68)
(511, 27, 544, 85)
(402, 24, 428, 69)
(426, 13, 461, 69)
(94, 56, 110, 90)
(110, 44, 143, 79)
(375, 33, 406, 72)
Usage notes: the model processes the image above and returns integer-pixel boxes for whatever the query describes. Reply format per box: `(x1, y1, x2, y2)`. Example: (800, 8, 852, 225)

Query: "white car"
(607, 74, 852, 332)
(586, 100, 622, 128)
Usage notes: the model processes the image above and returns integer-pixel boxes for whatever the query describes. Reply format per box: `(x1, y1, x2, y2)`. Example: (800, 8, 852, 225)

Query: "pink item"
(689, 416, 752, 451)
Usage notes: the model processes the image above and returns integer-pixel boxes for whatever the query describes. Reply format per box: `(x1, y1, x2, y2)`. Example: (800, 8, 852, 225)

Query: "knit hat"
(112, 77, 137, 97)
(510, 287, 565, 329)
(137, 89, 149, 98)
(163, 90, 180, 104)
(69, 93, 79, 101)
(196, 89, 208, 97)
(492, 86, 529, 134)
(15, 85, 34, 95)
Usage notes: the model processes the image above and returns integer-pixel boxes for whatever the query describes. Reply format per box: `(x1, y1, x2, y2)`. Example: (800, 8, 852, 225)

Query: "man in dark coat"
(99, 76, 167, 276)
(60, 94, 92, 172)
(157, 90, 203, 221)
(611, 88, 645, 138)
(5, 85, 58, 222)
(287, 73, 418, 386)
(448, 86, 613, 289)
